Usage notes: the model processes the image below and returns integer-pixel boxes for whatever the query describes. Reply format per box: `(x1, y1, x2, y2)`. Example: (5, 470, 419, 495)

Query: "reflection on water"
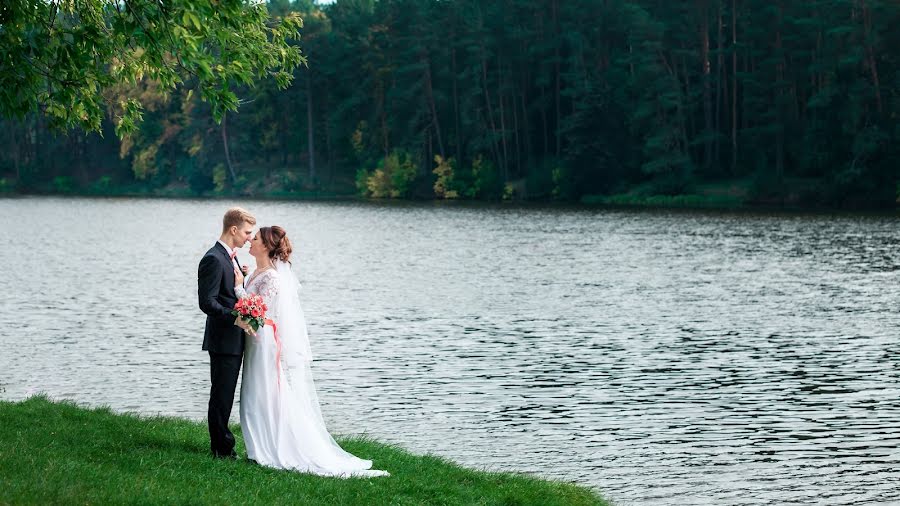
(2, 197, 900, 505)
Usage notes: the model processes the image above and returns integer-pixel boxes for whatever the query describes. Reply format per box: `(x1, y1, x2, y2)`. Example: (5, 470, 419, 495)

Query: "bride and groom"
(198, 207, 388, 477)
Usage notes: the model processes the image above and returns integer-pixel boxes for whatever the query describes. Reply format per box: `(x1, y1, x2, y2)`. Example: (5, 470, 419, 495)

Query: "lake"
(2, 196, 899, 505)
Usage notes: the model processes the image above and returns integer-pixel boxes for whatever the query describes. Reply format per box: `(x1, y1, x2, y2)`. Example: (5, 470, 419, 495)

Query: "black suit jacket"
(199, 242, 244, 355)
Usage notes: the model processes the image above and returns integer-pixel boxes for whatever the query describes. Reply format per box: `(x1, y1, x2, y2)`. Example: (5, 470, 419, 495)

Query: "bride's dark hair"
(258, 226, 292, 263)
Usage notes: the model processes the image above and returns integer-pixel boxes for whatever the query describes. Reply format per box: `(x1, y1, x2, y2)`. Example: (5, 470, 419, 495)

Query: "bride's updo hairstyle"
(258, 226, 292, 263)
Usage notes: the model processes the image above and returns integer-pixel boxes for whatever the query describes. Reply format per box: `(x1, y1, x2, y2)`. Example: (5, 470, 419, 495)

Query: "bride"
(232, 226, 388, 478)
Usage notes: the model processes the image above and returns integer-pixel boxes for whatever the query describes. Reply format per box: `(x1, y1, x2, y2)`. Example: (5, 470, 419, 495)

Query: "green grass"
(583, 192, 745, 208)
(0, 396, 606, 505)
(582, 178, 750, 209)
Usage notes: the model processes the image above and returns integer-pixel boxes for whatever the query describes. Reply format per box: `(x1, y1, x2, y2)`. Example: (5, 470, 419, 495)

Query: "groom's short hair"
(222, 207, 256, 232)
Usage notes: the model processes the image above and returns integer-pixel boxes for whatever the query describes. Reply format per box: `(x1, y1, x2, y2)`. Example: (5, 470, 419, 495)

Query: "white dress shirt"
(217, 239, 242, 273)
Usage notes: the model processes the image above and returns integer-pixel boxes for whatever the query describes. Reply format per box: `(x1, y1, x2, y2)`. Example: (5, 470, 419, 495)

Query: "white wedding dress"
(236, 261, 388, 477)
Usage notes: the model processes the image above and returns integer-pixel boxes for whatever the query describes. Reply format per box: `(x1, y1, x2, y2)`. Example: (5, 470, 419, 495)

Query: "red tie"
(230, 251, 237, 260)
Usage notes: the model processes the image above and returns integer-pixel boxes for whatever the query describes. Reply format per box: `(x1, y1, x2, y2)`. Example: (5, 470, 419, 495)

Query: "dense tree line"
(1, 0, 898, 207)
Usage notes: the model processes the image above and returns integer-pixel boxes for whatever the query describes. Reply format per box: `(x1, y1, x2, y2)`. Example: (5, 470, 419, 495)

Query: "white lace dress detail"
(238, 266, 388, 478)
(235, 268, 278, 320)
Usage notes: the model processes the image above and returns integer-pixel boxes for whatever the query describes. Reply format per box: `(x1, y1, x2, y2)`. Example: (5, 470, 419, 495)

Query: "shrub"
(212, 164, 229, 193)
(470, 155, 501, 199)
(433, 155, 459, 199)
(189, 167, 214, 194)
(52, 176, 74, 193)
(91, 176, 112, 193)
(358, 150, 418, 198)
(386, 151, 417, 198)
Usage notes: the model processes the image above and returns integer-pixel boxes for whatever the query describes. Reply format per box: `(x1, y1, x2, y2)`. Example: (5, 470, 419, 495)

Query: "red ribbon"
(265, 318, 281, 389)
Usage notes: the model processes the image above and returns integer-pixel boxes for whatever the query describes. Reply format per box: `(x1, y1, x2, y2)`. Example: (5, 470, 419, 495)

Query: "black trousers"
(208, 352, 242, 457)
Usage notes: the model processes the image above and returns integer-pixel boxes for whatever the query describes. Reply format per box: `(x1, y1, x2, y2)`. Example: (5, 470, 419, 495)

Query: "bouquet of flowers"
(232, 294, 268, 333)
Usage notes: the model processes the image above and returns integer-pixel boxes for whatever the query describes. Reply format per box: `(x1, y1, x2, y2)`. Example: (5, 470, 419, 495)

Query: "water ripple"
(2, 197, 900, 504)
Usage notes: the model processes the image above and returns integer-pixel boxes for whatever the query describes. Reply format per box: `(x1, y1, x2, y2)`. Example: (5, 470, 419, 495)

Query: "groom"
(198, 207, 255, 459)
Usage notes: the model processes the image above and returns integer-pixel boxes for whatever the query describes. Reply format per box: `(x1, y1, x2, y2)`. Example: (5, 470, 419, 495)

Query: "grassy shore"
(0, 397, 605, 505)
(581, 179, 750, 209)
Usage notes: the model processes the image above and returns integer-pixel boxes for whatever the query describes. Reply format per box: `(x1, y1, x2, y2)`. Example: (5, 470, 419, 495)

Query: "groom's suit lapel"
(214, 242, 236, 290)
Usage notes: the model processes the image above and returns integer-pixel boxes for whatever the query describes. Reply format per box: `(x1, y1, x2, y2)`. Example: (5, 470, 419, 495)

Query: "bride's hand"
(234, 316, 256, 337)
(234, 267, 245, 287)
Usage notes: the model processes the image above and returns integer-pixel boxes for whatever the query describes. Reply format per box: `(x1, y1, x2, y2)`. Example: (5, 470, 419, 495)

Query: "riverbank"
(0, 396, 606, 505)
(3, 175, 895, 212)
(579, 176, 888, 210)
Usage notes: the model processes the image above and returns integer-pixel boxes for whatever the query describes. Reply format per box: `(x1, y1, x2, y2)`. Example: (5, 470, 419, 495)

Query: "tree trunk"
(379, 81, 389, 157)
(512, 71, 522, 178)
(426, 130, 432, 177)
(221, 113, 237, 183)
(33, 115, 41, 174)
(423, 52, 445, 159)
(629, 44, 635, 77)
(714, 1, 724, 170)
(281, 106, 288, 166)
(481, 47, 501, 169)
(680, 52, 694, 157)
(540, 84, 549, 156)
(497, 55, 509, 180)
(451, 46, 462, 163)
(11, 124, 21, 180)
(860, 0, 883, 114)
(674, 55, 691, 162)
(774, 2, 785, 183)
(552, 0, 561, 157)
(306, 71, 316, 183)
(699, 0, 713, 171)
(731, 0, 738, 175)
(325, 89, 334, 187)
(521, 89, 533, 170)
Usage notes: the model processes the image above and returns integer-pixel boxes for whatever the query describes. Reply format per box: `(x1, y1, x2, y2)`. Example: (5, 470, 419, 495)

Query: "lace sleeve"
(255, 271, 280, 321)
